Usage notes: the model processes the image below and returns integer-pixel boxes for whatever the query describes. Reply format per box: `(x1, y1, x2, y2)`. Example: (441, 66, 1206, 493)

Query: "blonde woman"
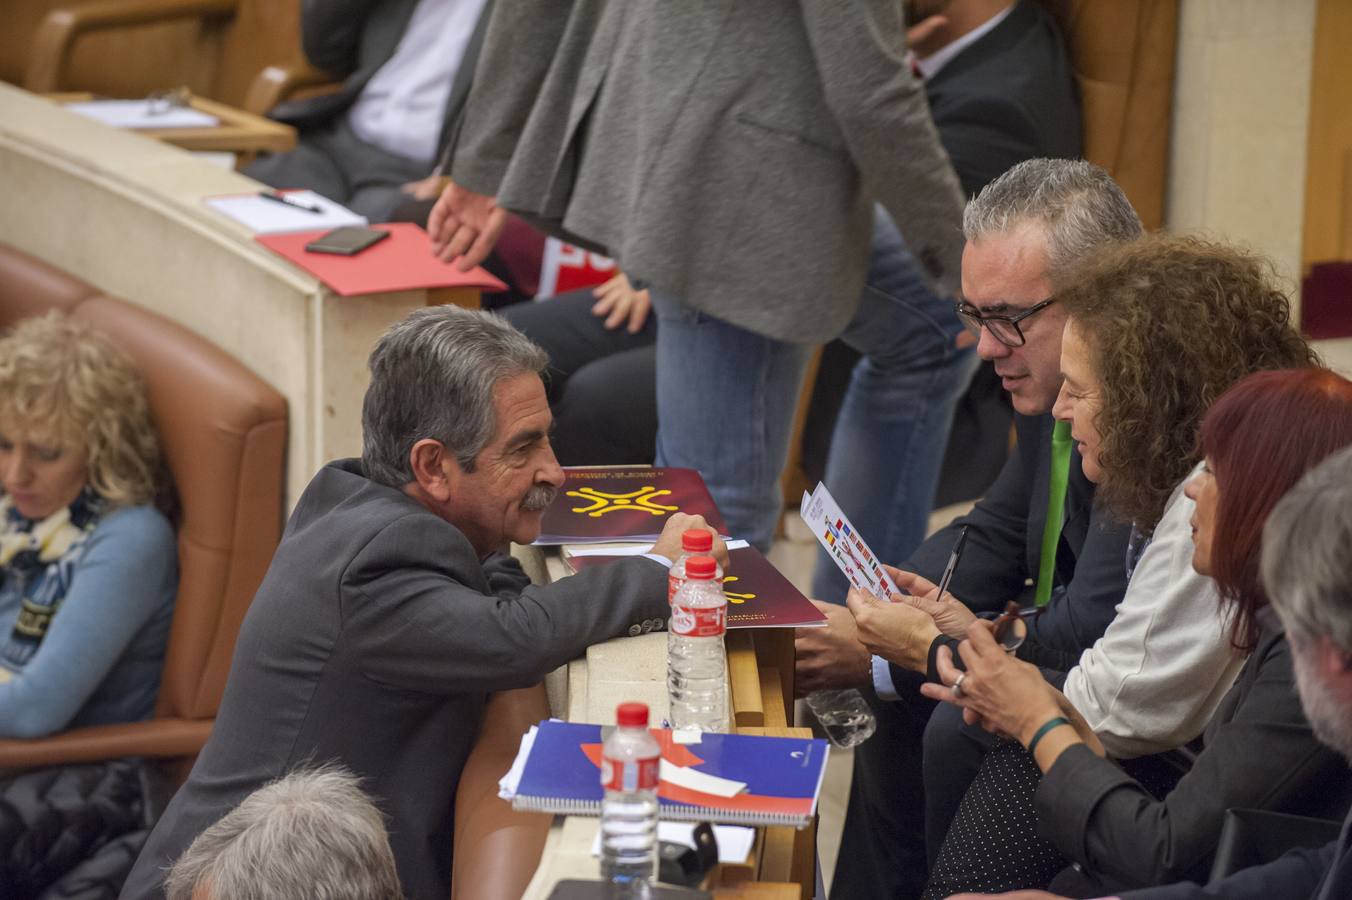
(0, 312, 176, 739)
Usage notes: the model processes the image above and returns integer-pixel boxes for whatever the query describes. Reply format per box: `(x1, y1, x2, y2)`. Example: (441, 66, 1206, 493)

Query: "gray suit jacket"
(120, 459, 670, 900)
(271, 0, 492, 158)
(449, 0, 966, 344)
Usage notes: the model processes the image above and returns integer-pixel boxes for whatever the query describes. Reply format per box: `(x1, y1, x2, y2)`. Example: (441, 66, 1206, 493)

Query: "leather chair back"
(0, 243, 286, 768)
(1039, 0, 1180, 230)
(9, 0, 303, 109)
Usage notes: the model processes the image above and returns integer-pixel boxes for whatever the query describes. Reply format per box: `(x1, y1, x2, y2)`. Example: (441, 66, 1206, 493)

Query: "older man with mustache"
(123, 306, 720, 900)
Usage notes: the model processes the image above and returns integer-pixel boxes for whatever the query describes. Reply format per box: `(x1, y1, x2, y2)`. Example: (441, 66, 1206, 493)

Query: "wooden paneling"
(1302, 0, 1352, 268)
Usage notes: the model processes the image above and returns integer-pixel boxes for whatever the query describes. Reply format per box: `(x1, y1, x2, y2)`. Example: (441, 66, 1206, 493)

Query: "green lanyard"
(1034, 420, 1072, 607)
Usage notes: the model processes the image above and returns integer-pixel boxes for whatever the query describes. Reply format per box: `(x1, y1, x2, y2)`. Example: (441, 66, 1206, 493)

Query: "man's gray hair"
(1262, 444, 1352, 653)
(164, 766, 401, 900)
(962, 158, 1144, 278)
(362, 305, 548, 486)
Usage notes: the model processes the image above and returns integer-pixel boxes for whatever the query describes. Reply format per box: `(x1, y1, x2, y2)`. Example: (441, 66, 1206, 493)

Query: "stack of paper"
(65, 99, 220, 129)
(204, 190, 367, 235)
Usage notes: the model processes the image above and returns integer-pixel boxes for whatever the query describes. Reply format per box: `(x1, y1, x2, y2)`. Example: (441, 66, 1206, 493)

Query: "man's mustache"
(520, 483, 558, 512)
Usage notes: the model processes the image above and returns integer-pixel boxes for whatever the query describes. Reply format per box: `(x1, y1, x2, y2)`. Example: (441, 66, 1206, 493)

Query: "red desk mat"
(256, 222, 507, 296)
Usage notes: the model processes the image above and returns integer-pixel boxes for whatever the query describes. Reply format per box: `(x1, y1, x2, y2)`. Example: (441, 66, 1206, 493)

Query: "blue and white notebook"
(501, 720, 830, 828)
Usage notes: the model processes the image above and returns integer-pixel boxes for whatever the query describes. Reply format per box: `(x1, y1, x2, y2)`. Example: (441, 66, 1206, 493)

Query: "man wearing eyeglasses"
(801, 158, 1142, 900)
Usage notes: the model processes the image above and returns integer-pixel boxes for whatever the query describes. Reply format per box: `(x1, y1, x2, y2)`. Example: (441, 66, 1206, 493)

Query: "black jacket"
(121, 459, 669, 900)
(1038, 626, 1352, 893)
(1118, 813, 1352, 900)
(902, 412, 1134, 686)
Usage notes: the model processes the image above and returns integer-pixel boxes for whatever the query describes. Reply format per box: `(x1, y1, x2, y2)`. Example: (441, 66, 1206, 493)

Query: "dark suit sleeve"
(904, 417, 1039, 610)
(339, 514, 670, 693)
(937, 94, 1056, 198)
(796, 0, 966, 296)
(1035, 641, 1345, 887)
(300, 0, 382, 76)
(1113, 843, 1337, 900)
(1015, 506, 1133, 671)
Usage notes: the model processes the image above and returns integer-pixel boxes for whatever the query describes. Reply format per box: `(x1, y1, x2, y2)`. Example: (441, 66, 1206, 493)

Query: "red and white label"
(669, 604, 726, 637)
(667, 575, 683, 603)
(601, 755, 660, 792)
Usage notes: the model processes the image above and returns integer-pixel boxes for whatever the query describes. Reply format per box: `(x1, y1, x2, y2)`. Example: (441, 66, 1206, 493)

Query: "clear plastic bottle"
(600, 701, 661, 894)
(667, 555, 728, 733)
(667, 528, 722, 603)
(805, 688, 877, 748)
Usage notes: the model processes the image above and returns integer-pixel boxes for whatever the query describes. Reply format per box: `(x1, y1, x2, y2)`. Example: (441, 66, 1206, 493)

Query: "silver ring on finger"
(951, 673, 967, 699)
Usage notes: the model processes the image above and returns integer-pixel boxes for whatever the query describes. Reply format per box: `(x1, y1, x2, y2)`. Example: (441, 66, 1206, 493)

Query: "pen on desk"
(933, 525, 969, 602)
(259, 190, 323, 214)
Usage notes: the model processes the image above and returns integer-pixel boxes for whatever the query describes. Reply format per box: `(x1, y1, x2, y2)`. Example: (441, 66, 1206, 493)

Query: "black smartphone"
(304, 226, 391, 256)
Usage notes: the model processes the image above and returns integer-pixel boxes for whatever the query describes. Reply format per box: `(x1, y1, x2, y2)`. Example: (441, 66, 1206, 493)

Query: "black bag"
(1207, 808, 1343, 883)
(0, 759, 154, 900)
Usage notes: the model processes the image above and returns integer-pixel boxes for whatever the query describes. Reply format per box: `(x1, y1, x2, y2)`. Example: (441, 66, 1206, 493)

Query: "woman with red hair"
(926, 367, 1352, 898)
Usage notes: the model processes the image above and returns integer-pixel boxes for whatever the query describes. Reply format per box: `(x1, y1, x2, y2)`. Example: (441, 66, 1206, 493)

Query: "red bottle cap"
(681, 529, 714, 552)
(616, 702, 650, 727)
(686, 556, 717, 579)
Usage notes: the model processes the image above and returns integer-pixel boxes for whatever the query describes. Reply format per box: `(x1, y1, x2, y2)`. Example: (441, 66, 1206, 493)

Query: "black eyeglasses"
(954, 297, 1056, 348)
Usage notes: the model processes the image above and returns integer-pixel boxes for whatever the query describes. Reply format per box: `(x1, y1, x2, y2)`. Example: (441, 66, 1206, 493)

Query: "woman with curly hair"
(0, 312, 177, 737)
(891, 236, 1347, 897)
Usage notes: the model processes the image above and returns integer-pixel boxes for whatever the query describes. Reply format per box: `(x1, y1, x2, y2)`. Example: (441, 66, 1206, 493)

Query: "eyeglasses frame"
(954, 297, 1056, 348)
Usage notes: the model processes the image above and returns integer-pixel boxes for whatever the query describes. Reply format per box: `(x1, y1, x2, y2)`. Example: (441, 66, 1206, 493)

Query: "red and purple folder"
(567, 545, 826, 629)
(535, 467, 729, 545)
(509, 720, 829, 827)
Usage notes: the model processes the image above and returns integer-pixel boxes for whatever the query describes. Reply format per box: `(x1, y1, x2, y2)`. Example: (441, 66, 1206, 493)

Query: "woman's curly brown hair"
(1057, 234, 1318, 532)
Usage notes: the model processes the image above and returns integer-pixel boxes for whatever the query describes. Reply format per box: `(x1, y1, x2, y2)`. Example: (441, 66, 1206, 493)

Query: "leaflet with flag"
(800, 483, 897, 600)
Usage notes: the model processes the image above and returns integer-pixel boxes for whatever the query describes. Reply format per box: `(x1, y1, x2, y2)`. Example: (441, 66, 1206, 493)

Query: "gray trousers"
(244, 118, 432, 222)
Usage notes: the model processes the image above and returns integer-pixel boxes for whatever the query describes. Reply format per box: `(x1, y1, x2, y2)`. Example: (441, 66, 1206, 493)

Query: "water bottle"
(805, 688, 877, 749)
(668, 555, 728, 733)
(600, 701, 661, 894)
(668, 528, 723, 603)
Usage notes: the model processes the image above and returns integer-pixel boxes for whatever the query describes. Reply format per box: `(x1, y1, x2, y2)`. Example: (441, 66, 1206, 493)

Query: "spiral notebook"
(501, 720, 829, 828)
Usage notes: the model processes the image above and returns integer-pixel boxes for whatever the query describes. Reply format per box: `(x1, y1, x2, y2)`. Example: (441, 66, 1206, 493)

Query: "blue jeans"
(650, 293, 813, 552)
(811, 206, 978, 602)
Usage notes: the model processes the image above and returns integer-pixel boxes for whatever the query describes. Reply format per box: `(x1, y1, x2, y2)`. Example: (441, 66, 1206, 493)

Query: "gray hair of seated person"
(361, 305, 548, 486)
(1261, 444, 1352, 655)
(962, 158, 1144, 279)
(164, 766, 401, 900)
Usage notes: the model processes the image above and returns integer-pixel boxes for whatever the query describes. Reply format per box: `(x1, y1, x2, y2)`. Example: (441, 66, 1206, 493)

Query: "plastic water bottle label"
(601, 756, 659, 792)
(670, 605, 726, 637)
(667, 575, 682, 603)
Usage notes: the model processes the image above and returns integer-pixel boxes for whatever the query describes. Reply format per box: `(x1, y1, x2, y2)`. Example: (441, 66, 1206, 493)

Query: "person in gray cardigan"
(121, 306, 722, 900)
(428, 0, 968, 551)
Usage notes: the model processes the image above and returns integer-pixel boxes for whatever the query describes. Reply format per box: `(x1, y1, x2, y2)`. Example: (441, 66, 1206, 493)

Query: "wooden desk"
(0, 83, 480, 509)
(514, 548, 815, 900)
(42, 92, 296, 154)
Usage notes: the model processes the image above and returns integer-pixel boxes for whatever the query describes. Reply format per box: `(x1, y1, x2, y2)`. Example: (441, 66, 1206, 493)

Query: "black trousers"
(831, 672, 997, 900)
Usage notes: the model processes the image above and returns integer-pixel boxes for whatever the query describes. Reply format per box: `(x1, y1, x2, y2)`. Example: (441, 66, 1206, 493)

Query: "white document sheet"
(65, 99, 219, 129)
(204, 191, 367, 235)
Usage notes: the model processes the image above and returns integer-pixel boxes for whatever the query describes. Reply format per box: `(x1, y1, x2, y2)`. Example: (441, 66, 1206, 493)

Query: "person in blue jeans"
(502, 211, 974, 555)
(808, 206, 977, 598)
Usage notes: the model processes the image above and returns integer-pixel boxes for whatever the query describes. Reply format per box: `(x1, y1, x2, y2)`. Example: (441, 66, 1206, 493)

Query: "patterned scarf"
(0, 489, 103, 673)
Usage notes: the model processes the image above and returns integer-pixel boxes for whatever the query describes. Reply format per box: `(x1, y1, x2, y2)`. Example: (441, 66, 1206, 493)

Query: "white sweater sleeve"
(1062, 470, 1246, 759)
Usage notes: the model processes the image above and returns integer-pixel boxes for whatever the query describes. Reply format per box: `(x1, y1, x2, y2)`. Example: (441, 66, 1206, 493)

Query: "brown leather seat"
(0, 244, 287, 781)
(1040, 0, 1179, 229)
(11, 0, 304, 110)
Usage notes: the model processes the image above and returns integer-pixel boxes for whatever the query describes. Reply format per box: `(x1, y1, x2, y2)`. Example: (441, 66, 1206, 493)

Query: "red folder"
(255, 223, 507, 296)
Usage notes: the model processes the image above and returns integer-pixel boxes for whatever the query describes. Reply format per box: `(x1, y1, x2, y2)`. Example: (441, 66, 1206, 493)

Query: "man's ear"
(407, 439, 461, 503)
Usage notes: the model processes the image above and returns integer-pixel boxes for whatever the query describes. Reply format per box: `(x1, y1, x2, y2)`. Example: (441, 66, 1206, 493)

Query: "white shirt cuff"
(872, 654, 900, 701)
(641, 553, 673, 569)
